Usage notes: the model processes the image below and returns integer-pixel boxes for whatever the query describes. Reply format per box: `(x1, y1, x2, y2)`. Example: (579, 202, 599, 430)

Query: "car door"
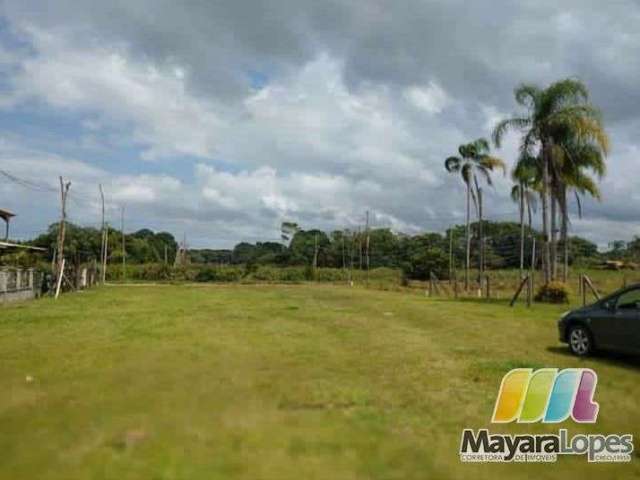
(587, 298, 619, 348)
(611, 287, 640, 352)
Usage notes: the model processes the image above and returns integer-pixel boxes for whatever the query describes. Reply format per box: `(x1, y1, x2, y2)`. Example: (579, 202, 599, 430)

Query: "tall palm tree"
(493, 79, 608, 283)
(553, 139, 606, 281)
(510, 154, 538, 278)
(445, 138, 505, 286)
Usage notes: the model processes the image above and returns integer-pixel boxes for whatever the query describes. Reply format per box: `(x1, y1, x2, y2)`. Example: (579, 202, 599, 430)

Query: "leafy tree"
(289, 230, 330, 267)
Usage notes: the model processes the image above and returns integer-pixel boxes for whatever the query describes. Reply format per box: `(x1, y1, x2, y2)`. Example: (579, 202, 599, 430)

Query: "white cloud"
(5, 26, 226, 160)
(404, 82, 451, 114)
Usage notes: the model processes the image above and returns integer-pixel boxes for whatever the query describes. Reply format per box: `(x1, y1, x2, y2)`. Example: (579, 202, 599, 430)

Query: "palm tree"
(445, 138, 505, 286)
(553, 139, 606, 281)
(493, 79, 608, 283)
(510, 154, 538, 278)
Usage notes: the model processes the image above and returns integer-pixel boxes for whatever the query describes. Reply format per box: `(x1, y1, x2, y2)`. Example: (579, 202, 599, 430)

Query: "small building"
(0, 209, 46, 303)
(0, 208, 15, 240)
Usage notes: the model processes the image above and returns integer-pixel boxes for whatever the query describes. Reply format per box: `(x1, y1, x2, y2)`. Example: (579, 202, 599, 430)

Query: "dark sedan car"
(558, 284, 640, 356)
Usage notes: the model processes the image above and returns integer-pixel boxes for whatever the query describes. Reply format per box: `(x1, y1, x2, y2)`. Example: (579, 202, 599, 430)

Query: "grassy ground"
(1, 284, 638, 479)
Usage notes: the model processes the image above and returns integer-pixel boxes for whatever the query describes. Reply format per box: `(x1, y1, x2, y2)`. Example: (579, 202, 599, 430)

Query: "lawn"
(1, 284, 638, 479)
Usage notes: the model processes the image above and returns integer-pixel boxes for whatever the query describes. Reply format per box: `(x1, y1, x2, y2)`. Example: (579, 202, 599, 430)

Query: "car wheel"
(568, 325, 593, 356)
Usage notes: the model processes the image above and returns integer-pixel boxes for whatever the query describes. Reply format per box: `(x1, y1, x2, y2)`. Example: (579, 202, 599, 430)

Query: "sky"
(0, 1, 639, 248)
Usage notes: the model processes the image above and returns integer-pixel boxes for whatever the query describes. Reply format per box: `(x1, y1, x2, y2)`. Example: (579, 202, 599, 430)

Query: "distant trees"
(20, 221, 607, 279)
(30, 223, 178, 265)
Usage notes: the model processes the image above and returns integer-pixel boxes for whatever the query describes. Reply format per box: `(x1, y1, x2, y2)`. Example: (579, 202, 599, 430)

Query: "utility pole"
(341, 231, 346, 271)
(358, 227, 362, 269)
(365, 210, 370, 285)
(348, 230, 354, 285)
(478, 187, 484, 279)
(164, 244, 168, 265)
(183, 233, 187, 265)
(121, 206, 126, 281)
(99, 184, 106, 283)
(313, 233, 319, 271)
(103, 223, 109, 283)
(449, 226, 454, 282)
(55, 177, 71, 297)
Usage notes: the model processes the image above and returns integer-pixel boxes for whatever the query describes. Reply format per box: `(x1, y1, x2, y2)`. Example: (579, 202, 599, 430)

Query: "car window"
(615, 288, 640, 309)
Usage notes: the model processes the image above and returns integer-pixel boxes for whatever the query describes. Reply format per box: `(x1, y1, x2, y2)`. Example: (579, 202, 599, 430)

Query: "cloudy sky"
(0, 1, 639, 248)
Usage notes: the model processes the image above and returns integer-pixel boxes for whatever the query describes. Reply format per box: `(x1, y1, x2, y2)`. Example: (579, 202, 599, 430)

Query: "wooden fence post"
(453, 274, 458, 299)
(510, 275, 529, 307)
(578, 274, 582, 301)
(583, 275, 600, 302)
(55, 259, 65, 300)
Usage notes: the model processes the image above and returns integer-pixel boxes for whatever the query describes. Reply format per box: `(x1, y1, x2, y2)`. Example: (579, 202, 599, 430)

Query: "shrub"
(137, 263, 173, 281)
(535, 282, 570, 303)
(171, 265, 198, 282)
(314, 268, 348, 282)
(247, 266, 308, 282)
(195, 266, 244, 282)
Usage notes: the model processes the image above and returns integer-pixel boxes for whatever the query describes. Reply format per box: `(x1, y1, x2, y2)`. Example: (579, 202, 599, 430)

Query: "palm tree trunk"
(541, 147, 551, 284)
(519, 183, 525, 278)
(551, 190, 558, 281)
(526, 193, 533, 231)
(478, 187, 484, 279)
(465, 183, 470, 289)
(526, 191, 533, 271)
(561, 185, 569, 282)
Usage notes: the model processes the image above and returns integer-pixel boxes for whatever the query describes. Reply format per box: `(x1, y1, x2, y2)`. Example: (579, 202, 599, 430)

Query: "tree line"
(8, 220, 637, 280)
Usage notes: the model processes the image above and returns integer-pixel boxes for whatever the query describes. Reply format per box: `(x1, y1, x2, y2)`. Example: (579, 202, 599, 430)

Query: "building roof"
(0, 209, 15, 222)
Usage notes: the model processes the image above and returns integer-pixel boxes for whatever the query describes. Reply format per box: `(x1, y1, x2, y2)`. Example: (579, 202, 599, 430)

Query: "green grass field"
(1, 284, 639, 479)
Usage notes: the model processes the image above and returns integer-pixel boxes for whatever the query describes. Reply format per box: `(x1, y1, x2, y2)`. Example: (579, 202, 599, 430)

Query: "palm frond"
(571, 171, 602, 201)
(472, 137, 490, 154)
(541, 78, 589, 115)
(510, 184, 520, 203)
(444, 156, 462, 172)
(574, 191, 583, 218)
(572, 117, 610, 155)
(476, 166, 493, 187)
(514, 84, 541, 108)
(492, 117, 531, 147)
(478, 155, 506, 175)
(511, 152, 539, 183)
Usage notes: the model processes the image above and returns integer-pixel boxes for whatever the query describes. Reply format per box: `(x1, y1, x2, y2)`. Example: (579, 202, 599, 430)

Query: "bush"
(247, 266, 308, 282)
(103, 263, 402, 286)
(137, 263, 173, 281)
(535, 282, 570, 303)
(195, 266, 245, 282)
(314, 268, 348, 282)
